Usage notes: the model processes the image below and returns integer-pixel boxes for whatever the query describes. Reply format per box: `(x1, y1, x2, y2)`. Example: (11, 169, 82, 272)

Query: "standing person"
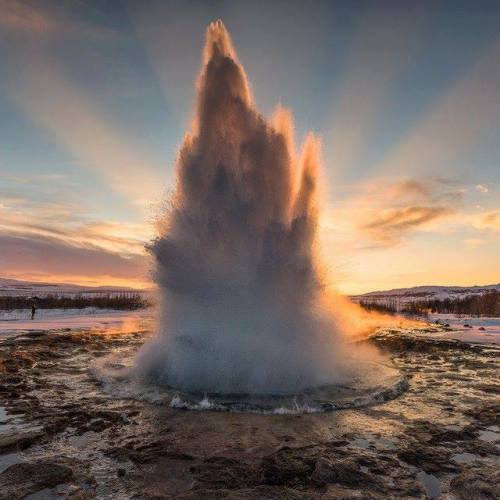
(31, 302, 36, 320)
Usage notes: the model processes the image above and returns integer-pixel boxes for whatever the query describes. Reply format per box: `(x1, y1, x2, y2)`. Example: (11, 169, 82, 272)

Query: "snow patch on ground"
(1, 308, 120, 321)
(427, 314, 500, 345)
(0, 308, 153, 334)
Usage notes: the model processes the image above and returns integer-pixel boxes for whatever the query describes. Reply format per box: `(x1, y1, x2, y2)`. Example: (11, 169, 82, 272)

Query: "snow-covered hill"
(0, 278, 151, 298)
(351, 284, 500, 303)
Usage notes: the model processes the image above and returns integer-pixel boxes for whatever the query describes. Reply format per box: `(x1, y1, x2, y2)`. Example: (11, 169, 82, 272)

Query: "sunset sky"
(1, 0, 499, 294)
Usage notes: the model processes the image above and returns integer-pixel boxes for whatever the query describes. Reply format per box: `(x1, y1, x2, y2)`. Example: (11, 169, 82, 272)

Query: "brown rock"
(0, 460, 73, 499)
(262, 446, 317, 485)
(398, 445, 457, 474)
(312, 456, 382, 489)
(450, 466, 500, 499)
(190, 456, 262, 489)
(0, 429, 45, 452)
(173, 485, 311, 499)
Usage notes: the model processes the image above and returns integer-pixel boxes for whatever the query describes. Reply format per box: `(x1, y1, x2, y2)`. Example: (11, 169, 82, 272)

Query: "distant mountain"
(0, 278, 151, 297)
(351, 284, 500, 303)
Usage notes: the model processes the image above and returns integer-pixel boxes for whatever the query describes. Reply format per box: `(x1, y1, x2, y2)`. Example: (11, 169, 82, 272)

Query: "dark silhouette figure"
(31, 304, 36, 320)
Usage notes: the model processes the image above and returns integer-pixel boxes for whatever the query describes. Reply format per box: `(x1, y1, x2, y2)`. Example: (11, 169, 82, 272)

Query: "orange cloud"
(463, 238, 485, 249)
(345, 178, 462, 247)
(0, 0, 115, 38)
(0, 233, 150, 288)
(474, 211, 500, 232)
(324, 176, 499, 250)
(0, 0, 55, 33)
(361, 205, 453, 247)
(0, 199, 152, 257)
(0, 190, 154, 287)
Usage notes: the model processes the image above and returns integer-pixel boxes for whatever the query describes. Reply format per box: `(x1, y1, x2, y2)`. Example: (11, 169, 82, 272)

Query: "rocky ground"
(0, 323, 498, 499)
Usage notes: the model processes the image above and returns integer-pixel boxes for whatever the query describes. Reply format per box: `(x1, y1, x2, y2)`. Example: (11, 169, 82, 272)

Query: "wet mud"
(0, 325, 498, 498)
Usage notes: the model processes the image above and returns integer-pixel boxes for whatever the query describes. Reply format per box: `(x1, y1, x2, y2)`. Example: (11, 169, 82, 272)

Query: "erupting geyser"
(138, 21, 372, 396)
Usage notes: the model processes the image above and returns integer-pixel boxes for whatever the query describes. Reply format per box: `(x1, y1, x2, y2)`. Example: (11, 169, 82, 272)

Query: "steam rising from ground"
(138, 21, 382, 394)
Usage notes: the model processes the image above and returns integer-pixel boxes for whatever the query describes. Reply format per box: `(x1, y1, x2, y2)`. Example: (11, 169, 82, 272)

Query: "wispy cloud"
(358, 178, 462, 247)
(463, 238, 485, 249)
(0, 0, 115, 38)
(321, 178, 463, 249)
(360, 205, 453, 247)
(473, 211, 500, 232)
(0, 194, 153, 287)
(0, 196, 153, 257)
(0, 233, 150, 287)
(0, 0, 55, 33)
(0, 163, 158, 285)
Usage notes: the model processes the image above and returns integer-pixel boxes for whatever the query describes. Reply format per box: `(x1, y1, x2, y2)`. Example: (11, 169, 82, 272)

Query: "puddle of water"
(0, 421, 26, 434)
(351, 437, 371, 449)
(417, 470, 440, 499)
(24, 488, 53, 499)
(0, 451, 23, 473)
(67, 431, 100, 448)
(24, 484, 88, 500)
(0, 406, 30, 434)
(376, 437, 397, 450)
(478, 429, 499, 443)
(452, 452, 478, 464)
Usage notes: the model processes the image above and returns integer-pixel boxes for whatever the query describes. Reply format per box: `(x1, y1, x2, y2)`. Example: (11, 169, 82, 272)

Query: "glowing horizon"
(0, 1, 499, 295)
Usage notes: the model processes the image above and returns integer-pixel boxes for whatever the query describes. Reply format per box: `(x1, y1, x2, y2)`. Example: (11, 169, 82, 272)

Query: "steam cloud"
(138, 21, 357, 394)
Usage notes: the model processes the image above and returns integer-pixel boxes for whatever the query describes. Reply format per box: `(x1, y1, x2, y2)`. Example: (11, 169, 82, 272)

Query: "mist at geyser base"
(137, 20, 382, 395)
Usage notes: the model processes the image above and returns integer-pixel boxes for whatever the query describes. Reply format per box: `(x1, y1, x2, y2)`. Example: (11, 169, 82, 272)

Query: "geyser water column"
(138, 20, 357, 395)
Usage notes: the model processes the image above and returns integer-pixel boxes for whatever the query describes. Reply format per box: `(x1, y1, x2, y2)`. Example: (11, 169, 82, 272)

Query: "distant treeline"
(358, 300, 398, 315)
(0, 293, 150, 311)
(359, 291, 500, 317)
